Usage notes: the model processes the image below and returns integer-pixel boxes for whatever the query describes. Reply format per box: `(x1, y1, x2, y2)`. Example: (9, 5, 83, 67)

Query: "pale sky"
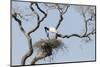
(11, 1, 96, 66)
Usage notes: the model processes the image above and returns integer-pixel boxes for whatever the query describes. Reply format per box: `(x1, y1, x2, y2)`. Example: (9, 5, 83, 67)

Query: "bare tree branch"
(12, 12, 26, 34)
(56, 7, 96, 40)
(57, 25, 95, 40)
(35, 3, 47, 22)
(82, 10, 88, 36)
(27, 3, 47, 35)
(12, 11, 33, 65)
(19, 2, 47, 65)
(12, 2, 95, 65)
(56, 14, 63, 30)
(55, 5, 70, 30)
(22, 2, 47, 65)
(62, 5, 70, 15)
(59, 31, 95, 39)
(55, 5, 70, 39)
(12, 2, 47, 65)
(21, 35, 33, 65)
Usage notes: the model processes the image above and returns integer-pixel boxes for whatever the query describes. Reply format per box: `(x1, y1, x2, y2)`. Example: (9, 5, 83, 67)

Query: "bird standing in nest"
(44, 26, 61, 39)
(31, 27, 63, 65)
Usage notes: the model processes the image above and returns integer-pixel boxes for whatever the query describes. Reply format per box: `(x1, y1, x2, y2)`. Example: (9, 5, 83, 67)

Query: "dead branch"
(12, 12, 26, 34)
(43, 4, 70, 39)
(12, 11, 33, 65)
(12, 2, 95, 65)
(55, 5, 70, 30)
(22, 2, 47, 65)
(55, 5, 70, 39)
(12, 2, 47, 65)
(56, 14, 63, 30)
(56, 7, 96, 40)
(27, 3, 47, 35)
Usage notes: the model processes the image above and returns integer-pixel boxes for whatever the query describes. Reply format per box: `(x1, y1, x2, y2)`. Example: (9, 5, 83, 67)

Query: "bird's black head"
(44, 27, 49, 31)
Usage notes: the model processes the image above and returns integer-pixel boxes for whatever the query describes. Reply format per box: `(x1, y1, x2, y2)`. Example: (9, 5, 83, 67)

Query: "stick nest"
(33, 38, 64, 57)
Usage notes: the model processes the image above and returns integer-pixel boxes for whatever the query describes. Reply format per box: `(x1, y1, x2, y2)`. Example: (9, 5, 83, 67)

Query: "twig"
(27, 2, 47, 65)
(12, 2, 47, 65)
(27, 3, 47, 35)
(12, 11, 33, 65)
(57, 7, 96, 40)
(55, 5, 70, 39)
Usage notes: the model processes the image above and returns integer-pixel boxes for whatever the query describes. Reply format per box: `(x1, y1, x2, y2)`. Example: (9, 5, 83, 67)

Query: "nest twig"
(31, 38, 65, 64)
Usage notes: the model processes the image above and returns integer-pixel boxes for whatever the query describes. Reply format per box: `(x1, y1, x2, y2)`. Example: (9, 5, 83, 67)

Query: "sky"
(11, 1, 96, 66)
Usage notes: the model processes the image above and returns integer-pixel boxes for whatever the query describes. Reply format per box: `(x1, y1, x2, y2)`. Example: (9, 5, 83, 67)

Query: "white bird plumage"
(49, 27, 57, 33)
(44, 27, 58, 39)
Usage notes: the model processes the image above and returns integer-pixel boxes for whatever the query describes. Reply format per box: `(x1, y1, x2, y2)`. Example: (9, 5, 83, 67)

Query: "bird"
(44, 27, 57, 33)
(44, 27, 61, 39)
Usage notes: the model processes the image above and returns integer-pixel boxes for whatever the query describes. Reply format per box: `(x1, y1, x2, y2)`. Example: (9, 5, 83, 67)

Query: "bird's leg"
(55, 33, 62, 39)
(47, 32, 50, 40)
(55, 33, 58, 39)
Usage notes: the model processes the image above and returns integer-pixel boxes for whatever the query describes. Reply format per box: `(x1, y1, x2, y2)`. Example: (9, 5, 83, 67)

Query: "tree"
(12, 1, 96, 65)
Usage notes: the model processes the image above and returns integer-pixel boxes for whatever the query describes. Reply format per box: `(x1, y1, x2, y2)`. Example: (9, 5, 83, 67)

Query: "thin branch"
(56, 7, 95, 40)
(56, 14, 63, 30)
(62, 5, 70, 15)
(82, 10, 88, 36)
(27, 3, 47, 35)
(82, 7, 95, 37)
(57, 5, 70, 15)
(20, 2, 47, 65)
(35, 3, 47, 22)
(12, 11, 33, 65)
(57, 26, 95, 40)
(21, 2, 47, 65)
(56, 5, 70, 30)
(56, 25, 95, 39)
(55, 6, 70, 39)
(60, 31, 95, 39)
(12, 13, 26, 34)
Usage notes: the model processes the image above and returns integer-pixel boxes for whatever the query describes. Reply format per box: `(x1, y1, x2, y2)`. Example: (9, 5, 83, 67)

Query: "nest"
(33, 38, 64, 57)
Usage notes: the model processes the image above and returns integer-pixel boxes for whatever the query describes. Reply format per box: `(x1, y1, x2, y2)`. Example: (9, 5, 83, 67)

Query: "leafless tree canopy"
(12, 2, 47, 65)
(12, 2, 96, 65)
